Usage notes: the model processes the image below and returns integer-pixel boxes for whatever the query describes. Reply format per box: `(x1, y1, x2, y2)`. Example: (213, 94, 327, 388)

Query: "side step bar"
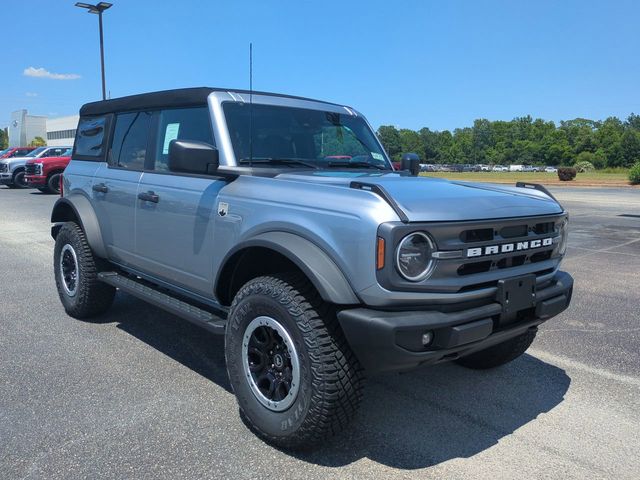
(98, 272, 226, 334)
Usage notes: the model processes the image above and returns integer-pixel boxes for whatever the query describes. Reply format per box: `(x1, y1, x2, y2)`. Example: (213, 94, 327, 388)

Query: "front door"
(134, 106, 226, 296)
(91, 111, 152, 266)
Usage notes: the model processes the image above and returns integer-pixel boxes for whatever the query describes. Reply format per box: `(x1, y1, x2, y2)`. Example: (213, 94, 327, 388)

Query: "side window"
(110, 111, 152, 170)
(75, 116, 107, 157)
(153, 106, 214, 172)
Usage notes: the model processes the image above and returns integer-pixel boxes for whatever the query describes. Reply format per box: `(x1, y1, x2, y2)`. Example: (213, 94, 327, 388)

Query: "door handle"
(92, 183, 108, 193)
(138, 191, 160, 203)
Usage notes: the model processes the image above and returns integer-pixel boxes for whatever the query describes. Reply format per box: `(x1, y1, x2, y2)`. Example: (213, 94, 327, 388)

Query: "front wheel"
(225, 274, 363, 449)
(47, 172, 62, 194)
(54, 222, 115, 319)
(11, 169, 28, 188)
(455, 329, 537, 369)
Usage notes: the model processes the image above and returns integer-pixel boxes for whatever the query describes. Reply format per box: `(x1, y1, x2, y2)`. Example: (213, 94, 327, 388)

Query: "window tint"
(153, 106, 213, 171)
(110, 112, 152, 170)
(75, 116, 106, 157)
(47, 148, 67, 157)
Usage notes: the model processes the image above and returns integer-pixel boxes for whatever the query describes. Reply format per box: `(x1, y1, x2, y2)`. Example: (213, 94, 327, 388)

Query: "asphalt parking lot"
(1, 186, 639, 479)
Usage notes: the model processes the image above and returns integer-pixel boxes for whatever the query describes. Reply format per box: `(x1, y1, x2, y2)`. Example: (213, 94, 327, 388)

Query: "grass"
(419, 170, 634, 186)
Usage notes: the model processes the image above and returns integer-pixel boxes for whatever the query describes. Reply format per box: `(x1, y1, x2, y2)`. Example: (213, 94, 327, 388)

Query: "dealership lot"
(1, 186, 639, 479)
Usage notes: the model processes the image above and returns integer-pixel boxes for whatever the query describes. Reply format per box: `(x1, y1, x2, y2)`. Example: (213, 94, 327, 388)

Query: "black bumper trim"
(338, 271, 573, 374)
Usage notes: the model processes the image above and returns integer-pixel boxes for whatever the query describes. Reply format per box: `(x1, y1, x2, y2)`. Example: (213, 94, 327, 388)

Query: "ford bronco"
(51, 87, 573, 448)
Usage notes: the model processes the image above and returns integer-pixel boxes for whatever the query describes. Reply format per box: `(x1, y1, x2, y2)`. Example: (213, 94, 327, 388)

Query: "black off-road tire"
(46, 172, 62, 194)
(225, 273, 364, 449)
(54, 222, 115, 319)
(455, 329, 537, 369)
(10, 169, 27, 189)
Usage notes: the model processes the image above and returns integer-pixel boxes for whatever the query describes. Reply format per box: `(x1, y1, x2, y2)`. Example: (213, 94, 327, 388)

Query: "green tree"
(620, 130, 640, 167)
(398, 129, 423, 160)
(376, 125, 402, 161)
(29, 136, 47, 147)
(0, 128, 8, 149)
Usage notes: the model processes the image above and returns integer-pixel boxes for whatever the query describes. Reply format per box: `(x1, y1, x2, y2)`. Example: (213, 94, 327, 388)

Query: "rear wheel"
(46, 172, 62, 194)
(455, 329, 537, 369)
(54, 222, 115, 319)
(225, 273, 363, 449)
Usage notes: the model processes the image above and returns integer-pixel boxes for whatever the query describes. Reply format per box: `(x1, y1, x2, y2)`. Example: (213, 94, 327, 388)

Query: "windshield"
(25, 147, 47, 157)
(63, 148, 72, 156)
(223, 102, 391, 169)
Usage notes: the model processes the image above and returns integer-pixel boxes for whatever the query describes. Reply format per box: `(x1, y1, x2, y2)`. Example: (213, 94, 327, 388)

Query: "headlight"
(557, 217, 569, 255)
(395, 232, 436, 281)
(35, 163, 43, 175)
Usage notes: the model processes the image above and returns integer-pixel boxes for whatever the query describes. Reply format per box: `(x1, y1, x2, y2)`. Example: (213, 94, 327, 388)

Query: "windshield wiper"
(239, 157, 319, 169)
(327, 161, 389, 170)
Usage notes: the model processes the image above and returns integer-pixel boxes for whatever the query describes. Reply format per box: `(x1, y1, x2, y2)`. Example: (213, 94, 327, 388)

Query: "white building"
(7, 110, 79, 147)
(46, 115, 79, 147)
(8, 110, 47, 147)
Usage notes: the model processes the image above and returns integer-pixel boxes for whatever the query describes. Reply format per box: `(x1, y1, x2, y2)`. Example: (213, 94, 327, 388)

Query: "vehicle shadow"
(291, 354, 570, 469)
(98, 293, 570, 470)
(102, 294, 232, 393)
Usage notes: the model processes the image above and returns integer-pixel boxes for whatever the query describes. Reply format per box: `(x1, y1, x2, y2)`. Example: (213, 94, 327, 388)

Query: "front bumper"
(337, 270, 573, 374)
(25, 175, 46, 187)
(0, 173, 13, 185)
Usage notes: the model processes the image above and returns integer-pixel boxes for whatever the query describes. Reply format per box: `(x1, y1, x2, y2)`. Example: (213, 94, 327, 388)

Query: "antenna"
(249, 42, 253, 167)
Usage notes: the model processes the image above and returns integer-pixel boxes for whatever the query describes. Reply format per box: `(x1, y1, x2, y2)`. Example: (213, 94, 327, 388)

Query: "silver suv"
(51, 87, 573, 448)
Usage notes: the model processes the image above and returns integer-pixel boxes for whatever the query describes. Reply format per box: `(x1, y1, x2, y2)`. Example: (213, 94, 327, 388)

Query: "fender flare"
(217, 231, 360, 305)
(50, 194, 107, 258)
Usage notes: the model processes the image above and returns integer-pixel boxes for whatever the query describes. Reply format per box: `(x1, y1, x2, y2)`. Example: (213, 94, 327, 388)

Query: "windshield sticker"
(371, 152, 384, 161)
(162, 123, 180, 154)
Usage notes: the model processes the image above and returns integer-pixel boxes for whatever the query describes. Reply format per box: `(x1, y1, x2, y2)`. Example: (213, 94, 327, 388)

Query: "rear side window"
(152, 106, 214, 171)
(110, 111, 152, 170)
(75, 117, 107, 157)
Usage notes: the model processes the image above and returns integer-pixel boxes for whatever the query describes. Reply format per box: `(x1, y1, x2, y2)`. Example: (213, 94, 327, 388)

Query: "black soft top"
(79, 87, 342, 116)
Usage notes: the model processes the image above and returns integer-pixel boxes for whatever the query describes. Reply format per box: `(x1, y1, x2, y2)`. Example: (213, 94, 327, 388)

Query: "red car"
(25, 148, 72, 194)
(0, 146, 36, 159)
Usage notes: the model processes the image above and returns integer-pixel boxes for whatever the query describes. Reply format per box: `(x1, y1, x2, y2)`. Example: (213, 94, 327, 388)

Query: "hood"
(2, 156, 30, 167)
(26, 155, 70, 164)
(275, 172, 563, 221)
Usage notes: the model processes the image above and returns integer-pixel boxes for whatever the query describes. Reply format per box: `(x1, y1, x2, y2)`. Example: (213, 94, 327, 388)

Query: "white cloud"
(25, 92, 38, 97)
(23, 66, 81, 80)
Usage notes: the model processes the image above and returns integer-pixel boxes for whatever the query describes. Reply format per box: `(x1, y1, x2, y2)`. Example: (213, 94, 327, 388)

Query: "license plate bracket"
(497, 274, 536, 314)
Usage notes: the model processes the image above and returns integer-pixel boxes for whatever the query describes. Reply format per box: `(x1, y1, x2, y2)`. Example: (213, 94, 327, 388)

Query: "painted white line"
(529, 348, 640, 389)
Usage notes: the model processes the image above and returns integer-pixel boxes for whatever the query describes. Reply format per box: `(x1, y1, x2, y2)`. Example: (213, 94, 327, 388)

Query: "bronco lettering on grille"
(467, 237, 553, 258)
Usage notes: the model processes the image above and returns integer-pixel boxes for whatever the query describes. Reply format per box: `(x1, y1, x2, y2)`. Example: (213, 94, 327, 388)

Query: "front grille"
(25, 164, 38, 175)
(424, 214, 563, 292)
(0, 163, 7, 173)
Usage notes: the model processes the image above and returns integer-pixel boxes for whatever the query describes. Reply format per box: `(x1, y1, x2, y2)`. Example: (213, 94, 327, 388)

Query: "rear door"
(134, 106, 226, 296)
(92, 111, 151, 266)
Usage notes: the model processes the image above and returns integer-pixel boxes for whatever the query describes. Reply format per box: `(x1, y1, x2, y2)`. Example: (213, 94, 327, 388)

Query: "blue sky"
(2, 0, 639, 131)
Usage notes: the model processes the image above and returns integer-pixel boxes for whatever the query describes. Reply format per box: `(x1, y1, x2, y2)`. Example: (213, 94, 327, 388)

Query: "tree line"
(376, 114, 640, 169)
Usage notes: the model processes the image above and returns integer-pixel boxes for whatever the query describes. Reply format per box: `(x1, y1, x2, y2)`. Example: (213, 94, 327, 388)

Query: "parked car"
(0, 146, 36, 159)
(509, 164, 524, 172)
(0, 146, 71, 188)
(51, 87, 573, 449)
(545, 166, 558, 173)
(522, 165, 537, 172)
(492, 165, 509, 172)
(25, 147, 72, 193)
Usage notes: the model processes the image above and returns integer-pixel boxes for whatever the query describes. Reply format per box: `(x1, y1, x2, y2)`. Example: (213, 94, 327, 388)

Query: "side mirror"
(168, 140, 219, 174)
(401, 153, 421, 176)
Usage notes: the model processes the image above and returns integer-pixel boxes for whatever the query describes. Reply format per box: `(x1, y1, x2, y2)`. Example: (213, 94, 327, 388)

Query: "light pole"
(75, 2, 113, 100)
